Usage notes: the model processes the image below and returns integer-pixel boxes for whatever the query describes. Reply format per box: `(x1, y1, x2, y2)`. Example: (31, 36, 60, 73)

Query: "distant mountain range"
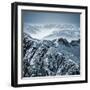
(22, 32, 80, 77)
(43, 30, 80, 42)
(24, 24, 80, 42)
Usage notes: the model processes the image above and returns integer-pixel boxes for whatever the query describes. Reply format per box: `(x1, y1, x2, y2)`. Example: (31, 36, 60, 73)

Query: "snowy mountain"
(23, 23, 80, 42)
(44, 30, 80, 42)
(22, 32, 80, 77)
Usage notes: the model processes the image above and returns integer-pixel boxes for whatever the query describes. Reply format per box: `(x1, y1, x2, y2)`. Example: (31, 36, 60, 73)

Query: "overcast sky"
(22, 10, 80, 26)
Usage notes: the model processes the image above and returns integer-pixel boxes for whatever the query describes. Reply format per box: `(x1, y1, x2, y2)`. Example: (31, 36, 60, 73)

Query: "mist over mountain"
(24, 23, 80, 42)
(22, 32, 80, 77)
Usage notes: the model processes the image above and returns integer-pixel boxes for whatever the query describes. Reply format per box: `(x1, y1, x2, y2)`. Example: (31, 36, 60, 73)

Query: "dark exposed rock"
(70, 39, 80, 46)
(57, 38, 70, 47)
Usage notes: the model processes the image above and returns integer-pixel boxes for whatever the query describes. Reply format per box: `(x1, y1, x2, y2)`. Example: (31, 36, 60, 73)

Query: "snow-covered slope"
(22, 32, 80, 77)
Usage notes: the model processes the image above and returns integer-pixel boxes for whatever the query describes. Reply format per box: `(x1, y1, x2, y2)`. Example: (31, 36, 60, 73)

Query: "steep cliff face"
(22, 33, 80, 77)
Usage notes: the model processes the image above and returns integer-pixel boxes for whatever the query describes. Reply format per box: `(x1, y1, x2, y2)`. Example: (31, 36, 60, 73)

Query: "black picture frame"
(11, 2, 88, 87)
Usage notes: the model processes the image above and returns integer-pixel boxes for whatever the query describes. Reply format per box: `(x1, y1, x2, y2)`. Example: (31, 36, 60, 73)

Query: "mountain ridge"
(22, 32, 80, 77)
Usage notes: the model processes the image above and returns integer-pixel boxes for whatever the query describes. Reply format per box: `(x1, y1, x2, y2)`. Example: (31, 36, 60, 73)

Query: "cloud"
(24, 23, 80, 41)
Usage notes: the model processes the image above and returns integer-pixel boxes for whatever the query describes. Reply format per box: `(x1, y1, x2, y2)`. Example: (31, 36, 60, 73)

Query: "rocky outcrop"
(22, 33, 80, 77)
